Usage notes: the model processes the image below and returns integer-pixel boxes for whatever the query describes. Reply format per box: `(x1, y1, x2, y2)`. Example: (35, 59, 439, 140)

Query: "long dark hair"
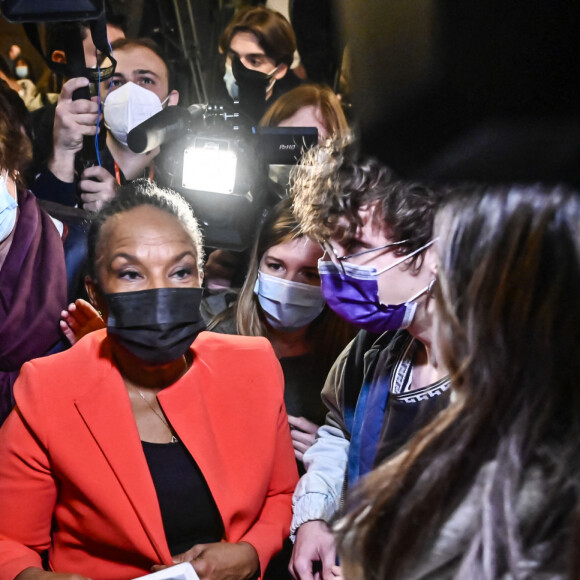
(335, 185, 580, 579)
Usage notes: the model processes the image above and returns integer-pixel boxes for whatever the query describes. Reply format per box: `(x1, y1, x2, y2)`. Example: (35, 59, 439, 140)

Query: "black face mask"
(231, 54, 276, 123)
(104, 287, 206, 365)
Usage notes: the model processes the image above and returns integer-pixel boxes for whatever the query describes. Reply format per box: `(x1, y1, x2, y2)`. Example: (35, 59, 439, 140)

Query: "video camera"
(1, 0, 318, 252)
(127, 102, 318, 251)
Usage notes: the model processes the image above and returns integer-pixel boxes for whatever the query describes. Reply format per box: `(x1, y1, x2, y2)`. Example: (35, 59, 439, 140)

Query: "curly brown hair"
(291, 150, 443, 269)
(0, 80, 32, 188)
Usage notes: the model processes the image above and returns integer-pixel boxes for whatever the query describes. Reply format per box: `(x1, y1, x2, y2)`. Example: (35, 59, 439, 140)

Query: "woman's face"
(277, 105, 330, 142)
(259, 236, 322, 286)
(93, 205, 202, 301)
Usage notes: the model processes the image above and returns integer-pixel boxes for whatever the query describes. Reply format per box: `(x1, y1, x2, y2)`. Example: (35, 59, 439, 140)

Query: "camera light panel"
(182, 138, 238, 195)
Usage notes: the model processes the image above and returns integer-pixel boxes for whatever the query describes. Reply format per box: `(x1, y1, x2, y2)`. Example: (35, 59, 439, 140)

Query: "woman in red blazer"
(0, 180, 298, 580)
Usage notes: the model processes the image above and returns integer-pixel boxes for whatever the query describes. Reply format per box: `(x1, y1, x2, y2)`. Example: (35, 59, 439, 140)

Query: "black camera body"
(1, 0, 104, 22)
(128, 103, 317, 251)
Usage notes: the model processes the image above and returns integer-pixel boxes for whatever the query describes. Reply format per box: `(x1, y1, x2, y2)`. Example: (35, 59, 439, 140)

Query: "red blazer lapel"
(158, 347, 237, 537)
(74, 357, 172, 564)
(157, 335, 288, 545)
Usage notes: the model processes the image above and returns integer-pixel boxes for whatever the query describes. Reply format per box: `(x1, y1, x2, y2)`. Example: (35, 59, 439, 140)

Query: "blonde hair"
(233, 197, 356, 370)
(260, 84, 349, 141)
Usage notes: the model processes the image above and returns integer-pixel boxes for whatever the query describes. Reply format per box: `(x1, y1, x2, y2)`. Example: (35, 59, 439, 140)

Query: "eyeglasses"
(320, 239, 410, 275)
(321, 238, 438, 276)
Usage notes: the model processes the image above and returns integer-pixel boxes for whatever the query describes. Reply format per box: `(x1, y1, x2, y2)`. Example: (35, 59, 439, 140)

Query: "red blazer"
(0, 330, 298, 580)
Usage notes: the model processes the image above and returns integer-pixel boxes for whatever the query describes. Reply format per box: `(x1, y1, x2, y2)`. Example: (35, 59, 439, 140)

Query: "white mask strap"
(266, 65, 280, 93)
(376, 238, 438, 276)
(408, 278, 436, 303)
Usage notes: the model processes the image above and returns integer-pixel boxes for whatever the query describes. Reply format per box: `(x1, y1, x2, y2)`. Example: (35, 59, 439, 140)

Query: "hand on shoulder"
(60, 299, 105, 345)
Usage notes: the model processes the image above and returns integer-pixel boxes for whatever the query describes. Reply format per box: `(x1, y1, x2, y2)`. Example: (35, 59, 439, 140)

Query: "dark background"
(2, 0, 580, 186)
(338, 0, 580, 186)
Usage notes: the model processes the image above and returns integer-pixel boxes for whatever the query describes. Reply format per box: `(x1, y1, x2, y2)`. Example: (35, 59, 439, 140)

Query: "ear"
(273, 63, 288, 80)
(167, 89, 179, 106)
(424, 246, 438, 277)
(84, 276, 107, 318)
(51, 50, 66, 64)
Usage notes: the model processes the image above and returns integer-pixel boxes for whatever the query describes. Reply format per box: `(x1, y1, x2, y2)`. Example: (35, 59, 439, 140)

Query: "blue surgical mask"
(254, 271, 326, 332)
(15, 66, 28, 79)
(223, 62, 239, 100)
(0, 172, 17, 242)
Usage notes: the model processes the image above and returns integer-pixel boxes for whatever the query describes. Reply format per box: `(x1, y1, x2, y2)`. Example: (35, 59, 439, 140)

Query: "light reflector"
(182, 137, 238, 195)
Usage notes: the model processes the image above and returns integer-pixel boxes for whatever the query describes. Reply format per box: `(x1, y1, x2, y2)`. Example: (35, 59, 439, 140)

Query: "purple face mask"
(318, 241, 435, 334)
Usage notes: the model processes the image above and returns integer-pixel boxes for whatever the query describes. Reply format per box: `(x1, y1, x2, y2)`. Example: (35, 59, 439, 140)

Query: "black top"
(279, 353, 328, 427)
(377, 379, 451, 463)
(207, 301, 329, 475)
(142, 440, 224, 555)
(374, 334, 451, 465)
(280, 353, 330, 476)
(338, 329, 451, 474)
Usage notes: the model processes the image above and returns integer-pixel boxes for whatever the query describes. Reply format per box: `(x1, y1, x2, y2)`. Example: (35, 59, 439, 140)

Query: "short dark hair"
(292, 152, 444, 269)
(220, 6, 296, 67)
(109, 37, 174, 90)
(87, 179, 204, 279)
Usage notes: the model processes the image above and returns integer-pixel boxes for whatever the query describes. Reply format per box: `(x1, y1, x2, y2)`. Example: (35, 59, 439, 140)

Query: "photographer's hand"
(79, 165, 118, 212)
(49, 77, 100, 183)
